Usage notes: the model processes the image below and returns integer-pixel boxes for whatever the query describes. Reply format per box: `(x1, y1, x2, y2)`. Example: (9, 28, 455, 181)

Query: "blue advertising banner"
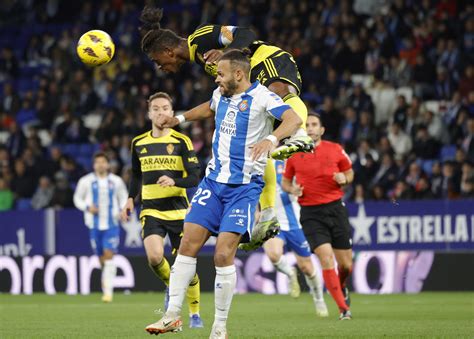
(347, 200, 474, 251)
(1, 199, 473, 256)
(0, 210, 46, 256)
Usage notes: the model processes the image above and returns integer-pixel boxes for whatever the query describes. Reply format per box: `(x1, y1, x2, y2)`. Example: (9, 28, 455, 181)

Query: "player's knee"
(318, 254, 335, 269)
(147, 251, 163, 266)
(214, 250, 233, 267)
(266, 250, 281, 263)
(339, 261, 353, 272)
(298, 260, 313, 275)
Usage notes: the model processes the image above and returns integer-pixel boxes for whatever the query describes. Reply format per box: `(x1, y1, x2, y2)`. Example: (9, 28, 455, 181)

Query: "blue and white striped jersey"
(73, 173, 128, 230)
(274, 160, 301, 231)
(206, 81, 290, 184)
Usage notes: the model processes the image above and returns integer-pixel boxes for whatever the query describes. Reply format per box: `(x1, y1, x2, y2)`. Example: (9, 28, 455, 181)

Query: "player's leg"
(331, 200, 354, 311)
(211, 231, 241, 338)
(146, 178, 221, 334)
(240, 162, 280, 251)
(145, 222, 211, 334)
(286, 228, 328, 316)
(334, 248, 353, 307)
(100, 227, 119, 303)
(263, 235, 300, 298)
(168, 228, 203, 328)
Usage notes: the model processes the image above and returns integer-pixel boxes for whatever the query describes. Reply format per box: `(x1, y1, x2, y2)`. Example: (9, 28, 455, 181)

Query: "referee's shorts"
(299, 199, 352, 251)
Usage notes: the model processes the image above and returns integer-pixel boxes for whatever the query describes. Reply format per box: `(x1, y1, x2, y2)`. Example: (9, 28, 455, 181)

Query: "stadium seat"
(440, 145, 457, 161)
(421, 159, 436, 175)
(16, 198, 32, 210)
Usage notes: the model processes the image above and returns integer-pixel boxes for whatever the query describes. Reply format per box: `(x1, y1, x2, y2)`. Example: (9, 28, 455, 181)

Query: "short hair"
(147, 92, 173, 106)
(93, 151, 109, 162)
(139, 6, 182, 56)
(219, 49, 251, 75)
(307, 112, 323, 126)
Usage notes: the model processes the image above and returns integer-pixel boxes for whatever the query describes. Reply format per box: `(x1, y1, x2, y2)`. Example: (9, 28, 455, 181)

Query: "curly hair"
(139, 6, 181, 55)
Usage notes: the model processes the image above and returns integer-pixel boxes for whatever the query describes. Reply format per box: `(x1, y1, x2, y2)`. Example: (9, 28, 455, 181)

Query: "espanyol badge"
(238, 100, 248, 111)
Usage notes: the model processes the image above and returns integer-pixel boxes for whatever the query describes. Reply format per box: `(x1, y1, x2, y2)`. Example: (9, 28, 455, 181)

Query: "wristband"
(265, 134, 278, 146)
(176, 115, 186, 124)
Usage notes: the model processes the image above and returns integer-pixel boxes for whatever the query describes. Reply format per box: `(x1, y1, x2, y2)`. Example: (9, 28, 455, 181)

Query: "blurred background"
(0, 0, 473, 295)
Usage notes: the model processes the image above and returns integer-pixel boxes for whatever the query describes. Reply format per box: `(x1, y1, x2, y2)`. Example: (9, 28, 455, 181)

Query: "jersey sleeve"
(189, 24, 222, 56)
(128, 140, 142, 199)
(173, 136, 200, 188)
(73, 177, 88, 212)
(283, 158, 296, 180)
(209, 88, 220, 111)
(263, 90, 291, 120)
(337, 144, 352, 172)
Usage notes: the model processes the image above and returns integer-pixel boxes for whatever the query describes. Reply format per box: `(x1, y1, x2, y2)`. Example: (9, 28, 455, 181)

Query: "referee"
(282, 112, 354, 320)
(120, 92, 203, 328)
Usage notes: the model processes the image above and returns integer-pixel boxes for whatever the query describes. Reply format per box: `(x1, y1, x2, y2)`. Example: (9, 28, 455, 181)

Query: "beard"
(221, 79, 238, 97)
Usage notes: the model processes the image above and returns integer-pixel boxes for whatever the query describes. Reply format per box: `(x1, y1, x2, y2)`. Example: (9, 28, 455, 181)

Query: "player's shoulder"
(78, 172, 94, 184)
(170, 129, 193, 149)
(189, 24, 218, 39)
(131, 131, 150, 145)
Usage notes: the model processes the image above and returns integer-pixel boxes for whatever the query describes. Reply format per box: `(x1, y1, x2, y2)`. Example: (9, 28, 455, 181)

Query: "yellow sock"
(259, 159, 276, 210)
(186, 273, 200, 315)
(149, 258, 171, 286)
(283, 93, 308, 128)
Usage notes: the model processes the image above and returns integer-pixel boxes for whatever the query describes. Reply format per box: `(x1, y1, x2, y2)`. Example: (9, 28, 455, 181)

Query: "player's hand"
(88, 204, 99, 215)
(291, 183, 304, 197)
(121, 198, 134, 222)
(249, 139, 275, 161)
(204, 49, 223, 64)
(333, 172, 348, 186)
(157, 175, 175, 187)
(156, 114, 179, 129)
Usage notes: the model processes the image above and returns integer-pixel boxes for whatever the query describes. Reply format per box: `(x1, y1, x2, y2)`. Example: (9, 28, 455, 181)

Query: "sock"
(167, 254, 197, 315)
(338, 266, 352, 289)
(293, 127, 308, 137)
(259, 160, 276, 211)
(186, 273, 201, 315)
(283, 93, 308, 128)
(273, 257, 293, 277)
(322, 269, 348, 312)
(214, 265, 237, 327)
(102, 260, 116, 297)
(304, 272, 324, 300)
(150, 257, 171, 286)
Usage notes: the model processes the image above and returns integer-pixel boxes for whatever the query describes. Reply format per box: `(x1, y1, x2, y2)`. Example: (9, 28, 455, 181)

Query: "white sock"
(274, 257, 293, 277)
(214, 265, 236, 327)
(167, 254, 197, 316)
(259, 207, 275, 223)
(304, 272, 324, 300)
(102, 260, 116, 297)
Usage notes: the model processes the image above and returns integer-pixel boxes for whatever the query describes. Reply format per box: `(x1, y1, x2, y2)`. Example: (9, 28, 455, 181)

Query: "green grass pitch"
(0, 292, 472, 338)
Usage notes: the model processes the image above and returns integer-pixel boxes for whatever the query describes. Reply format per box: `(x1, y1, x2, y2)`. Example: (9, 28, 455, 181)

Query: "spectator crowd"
(0, 0, 473, 211)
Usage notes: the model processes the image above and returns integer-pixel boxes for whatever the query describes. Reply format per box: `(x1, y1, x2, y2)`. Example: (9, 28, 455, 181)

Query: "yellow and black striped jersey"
(130, 129, 200, 221)
(186, 25, 279, 75)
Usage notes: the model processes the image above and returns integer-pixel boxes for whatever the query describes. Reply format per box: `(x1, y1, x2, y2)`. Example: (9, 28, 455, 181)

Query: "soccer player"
(120, 92, 203, 328)
(263, 159, 328, 317)
(144, 50, 302, 338)
(138, 6, 314, 249)
(282, 113, 354, 320)
(73, 152, 128, 303)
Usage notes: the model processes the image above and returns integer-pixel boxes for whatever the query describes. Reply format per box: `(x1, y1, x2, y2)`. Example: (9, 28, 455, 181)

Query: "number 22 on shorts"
(191, 188, 211, 206)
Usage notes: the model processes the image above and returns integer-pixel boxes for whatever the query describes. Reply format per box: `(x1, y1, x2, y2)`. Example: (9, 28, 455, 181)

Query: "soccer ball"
(76, 30, 115, 66)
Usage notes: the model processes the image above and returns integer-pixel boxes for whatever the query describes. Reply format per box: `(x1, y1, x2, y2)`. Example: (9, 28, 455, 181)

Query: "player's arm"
(122, 142, 141, 221)
(202, 25, 257, 63)
(73, 178, 92, 212)
(158, 137, 200, 188)
(116, 177, 129, 210)
(157, 101, 215, 129)
(281, 160, 303, 197)
(251, 97, 302, 161)
(333, 145, 354, 186)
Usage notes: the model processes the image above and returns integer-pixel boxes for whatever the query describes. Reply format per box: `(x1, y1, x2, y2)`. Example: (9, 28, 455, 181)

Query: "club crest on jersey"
(166, 143, 174, 155)
(238, 100, 248, 111)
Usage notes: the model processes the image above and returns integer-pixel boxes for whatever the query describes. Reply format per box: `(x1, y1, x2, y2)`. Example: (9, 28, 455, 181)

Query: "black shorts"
(141, 216, 184, 253)
(300, 200, 352, 251)
(250, 46, 302, 95)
